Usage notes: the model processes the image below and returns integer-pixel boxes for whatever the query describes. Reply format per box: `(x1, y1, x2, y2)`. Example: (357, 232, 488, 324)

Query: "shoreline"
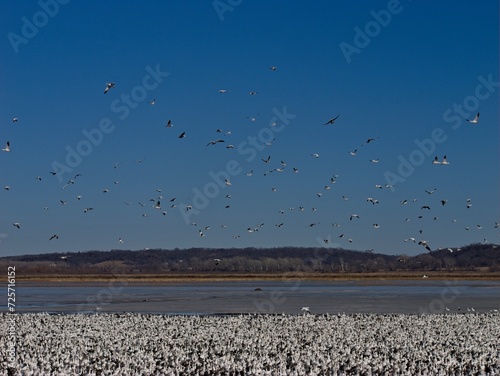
(13, 271, 500, 283)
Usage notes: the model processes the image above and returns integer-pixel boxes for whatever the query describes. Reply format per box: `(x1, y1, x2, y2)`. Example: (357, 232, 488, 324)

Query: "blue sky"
(1, 1, 499, 256)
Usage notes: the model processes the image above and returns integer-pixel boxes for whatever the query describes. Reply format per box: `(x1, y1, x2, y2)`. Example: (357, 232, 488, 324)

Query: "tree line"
(1, 243, 499, 275)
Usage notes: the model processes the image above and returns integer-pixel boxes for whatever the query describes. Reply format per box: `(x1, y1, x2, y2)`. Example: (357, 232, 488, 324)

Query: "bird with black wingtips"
(104, 82, 115, 94)
(466, 112, 479, 124)
(418, 240, 431, 252)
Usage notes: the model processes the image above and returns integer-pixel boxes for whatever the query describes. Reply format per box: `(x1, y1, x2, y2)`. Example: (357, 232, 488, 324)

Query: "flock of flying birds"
(2, 63, 497, 254)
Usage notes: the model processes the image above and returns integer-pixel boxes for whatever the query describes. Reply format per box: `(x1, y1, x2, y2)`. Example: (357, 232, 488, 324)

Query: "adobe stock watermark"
(213, 0, 243, 21)
(253, 236, 338, 314)
(76, 275, 128, 313)
(50, 64, 169, 183)
(339, 0, 404, 64)
(7, 0, 71, 54)
(384, 73, 498, 191)
(418, 279, 465, 314)
(177, 106, 296, 224)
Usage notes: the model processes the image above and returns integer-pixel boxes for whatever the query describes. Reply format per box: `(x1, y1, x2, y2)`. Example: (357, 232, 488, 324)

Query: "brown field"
(13, 270, 500, 283)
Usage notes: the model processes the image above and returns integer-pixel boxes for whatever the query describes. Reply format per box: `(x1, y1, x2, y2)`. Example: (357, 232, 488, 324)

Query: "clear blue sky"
(1, 1, 499, 256)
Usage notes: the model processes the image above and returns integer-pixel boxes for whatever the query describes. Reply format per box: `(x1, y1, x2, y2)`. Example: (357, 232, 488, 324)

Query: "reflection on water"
(6, 280, 500, 315)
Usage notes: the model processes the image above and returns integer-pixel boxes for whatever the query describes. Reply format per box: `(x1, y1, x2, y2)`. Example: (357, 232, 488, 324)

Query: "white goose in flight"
(466, 112, 479, 124)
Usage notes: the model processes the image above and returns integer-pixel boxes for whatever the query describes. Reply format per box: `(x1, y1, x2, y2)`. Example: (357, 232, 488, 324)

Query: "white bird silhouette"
(466, 112, 479, 124)
(432, 156, 449, 165)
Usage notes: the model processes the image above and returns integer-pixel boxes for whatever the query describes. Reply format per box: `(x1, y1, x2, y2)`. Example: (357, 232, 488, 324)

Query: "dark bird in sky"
(206, 139, 224, 146)
(178, 132, 186, 139)
(323, 114, 340, 125)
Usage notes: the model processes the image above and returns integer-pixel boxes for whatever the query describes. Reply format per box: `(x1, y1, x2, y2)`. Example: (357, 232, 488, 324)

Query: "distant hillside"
(1, 243, 499, 275)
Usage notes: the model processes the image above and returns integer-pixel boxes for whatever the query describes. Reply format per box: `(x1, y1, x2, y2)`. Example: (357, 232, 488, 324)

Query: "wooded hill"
(1, 243, 499, 275)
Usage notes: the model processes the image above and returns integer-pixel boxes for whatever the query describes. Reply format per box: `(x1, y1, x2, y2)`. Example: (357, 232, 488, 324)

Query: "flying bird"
(165, 120, 173, 128)
(432, 156, 449, 165)
(2, 141, 11, 152)
(323, 114, 340, 125)
(104, 82, 115, 94)
(147, 99, 156, 105)
(206, 139, 225, 146)
(466, 112, 479, 124)
(363, 137, 378, 145)
(49, 234, 59, 241)
(13, 223, 21, 229)
(246, 114, 260, 122)
(178, 132, 186, 139)
(418, 240, 431, 252)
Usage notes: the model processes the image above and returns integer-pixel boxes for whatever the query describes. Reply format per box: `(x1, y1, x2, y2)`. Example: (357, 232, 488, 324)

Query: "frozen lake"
(7, 280, 500, 315)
